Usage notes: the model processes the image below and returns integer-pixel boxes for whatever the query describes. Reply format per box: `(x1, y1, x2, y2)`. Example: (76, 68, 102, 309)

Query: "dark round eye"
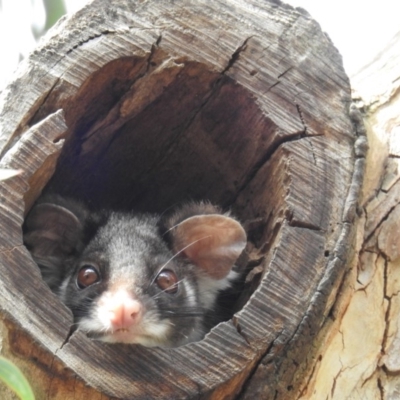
(156, 270, 178, 294)
(77, 265, 101, 289)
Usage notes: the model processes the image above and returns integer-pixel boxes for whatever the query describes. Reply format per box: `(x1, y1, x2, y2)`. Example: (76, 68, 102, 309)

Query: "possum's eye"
(156, 270, 178, 294)
(77, 265, 101, 289)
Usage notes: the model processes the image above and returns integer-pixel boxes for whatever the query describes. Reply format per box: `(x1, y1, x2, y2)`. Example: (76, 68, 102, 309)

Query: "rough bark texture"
(295, 32, 400, 400)
(0, 0, 359, 399)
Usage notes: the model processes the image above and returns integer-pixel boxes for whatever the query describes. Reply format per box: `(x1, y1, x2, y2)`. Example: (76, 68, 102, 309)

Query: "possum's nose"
(107, 291, 142, 329)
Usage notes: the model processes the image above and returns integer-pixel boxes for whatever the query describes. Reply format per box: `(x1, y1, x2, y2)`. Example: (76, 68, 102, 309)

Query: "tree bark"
(0, 0, 362, 399)
(294, 32, 400, 400)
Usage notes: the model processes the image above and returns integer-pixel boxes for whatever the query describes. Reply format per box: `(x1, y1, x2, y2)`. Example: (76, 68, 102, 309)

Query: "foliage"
(0, 357, 35, 400)
(43, 0, 67, 32)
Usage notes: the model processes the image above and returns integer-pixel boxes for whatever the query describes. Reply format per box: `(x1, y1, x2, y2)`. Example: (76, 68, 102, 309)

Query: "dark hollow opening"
(26, 54, 285, 344)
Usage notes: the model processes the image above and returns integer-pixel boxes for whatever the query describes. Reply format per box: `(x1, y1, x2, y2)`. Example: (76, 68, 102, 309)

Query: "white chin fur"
(78, 308, 172, 347)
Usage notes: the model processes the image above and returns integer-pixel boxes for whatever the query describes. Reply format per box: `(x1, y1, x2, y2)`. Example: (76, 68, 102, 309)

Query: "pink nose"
(109, 297, 142, 330)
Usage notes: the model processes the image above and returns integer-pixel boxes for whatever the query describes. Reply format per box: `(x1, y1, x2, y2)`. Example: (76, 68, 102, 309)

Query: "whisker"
(159, 197, 196, 228)
(148, 236, 211, 288)
(158, 201, 184, 219)
(158, 309, 205, 318)
(161, 218, 193, 237)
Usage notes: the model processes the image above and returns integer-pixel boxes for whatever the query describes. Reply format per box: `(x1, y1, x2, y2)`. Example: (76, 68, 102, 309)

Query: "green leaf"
(43, 0, 67, 31)
(0, 357, 35, 400)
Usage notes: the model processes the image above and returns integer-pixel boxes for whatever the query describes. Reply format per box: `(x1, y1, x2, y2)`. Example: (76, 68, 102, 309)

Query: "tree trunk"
(295, 32, 400, 400)
(0, 0, 363, 399)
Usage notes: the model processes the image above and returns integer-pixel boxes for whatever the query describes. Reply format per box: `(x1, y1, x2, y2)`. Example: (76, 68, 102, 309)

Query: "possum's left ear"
(171, 213, 246, 280)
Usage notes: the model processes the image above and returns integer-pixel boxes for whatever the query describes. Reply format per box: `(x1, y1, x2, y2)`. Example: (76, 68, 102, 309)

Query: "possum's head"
(24, 199, 247, 347)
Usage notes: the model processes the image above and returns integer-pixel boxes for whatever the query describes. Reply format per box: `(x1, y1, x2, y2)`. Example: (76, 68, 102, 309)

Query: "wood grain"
(296, 30, 400, 400)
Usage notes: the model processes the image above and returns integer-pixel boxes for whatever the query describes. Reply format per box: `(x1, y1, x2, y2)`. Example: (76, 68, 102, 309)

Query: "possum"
(23, 196, 247, 348)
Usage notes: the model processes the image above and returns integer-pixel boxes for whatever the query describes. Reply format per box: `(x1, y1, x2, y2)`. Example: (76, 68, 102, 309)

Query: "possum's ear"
(171, 213, 246, 280)
(24, 203, 86, 258)
(23, 199, 90, 289)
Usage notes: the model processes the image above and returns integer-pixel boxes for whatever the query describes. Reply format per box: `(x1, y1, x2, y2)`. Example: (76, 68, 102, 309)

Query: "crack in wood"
(360, 369, 378, 389)
(377, 377, 385, 400)
(365, 201, 400, 245)
(146, 34, 163, 73)
(59, 325, 77, 350)
(286, 217, 322, 232)
(0, 82, 65, 159)
(331, 366, 341, 398)
(229, 132, 305, 205)
(221, 37, 252, 75)
(309, 140, 317, 166)
(236, 331, 284, 399)
(277, 67, 293, 79)
(24, 80, 63, 136)
(232, 316, 251, 346)
(264, 81, 281, 93)
(295, 104, 308, 137)
(380, 255, 392, 364)
(296, 355, 321, 399)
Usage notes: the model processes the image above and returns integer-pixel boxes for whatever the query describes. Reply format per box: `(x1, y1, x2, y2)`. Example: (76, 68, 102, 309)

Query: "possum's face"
(24, 197, 247, 347)
(59, 213, 206, 347)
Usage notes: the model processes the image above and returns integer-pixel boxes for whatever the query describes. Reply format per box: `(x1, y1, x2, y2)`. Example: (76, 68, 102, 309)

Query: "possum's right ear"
(23, 199, 91, 289)
(24, 203, 86, 259)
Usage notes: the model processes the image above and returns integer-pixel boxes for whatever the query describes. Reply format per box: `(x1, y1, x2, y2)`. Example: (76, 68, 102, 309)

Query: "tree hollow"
(0, 1, 362, 398)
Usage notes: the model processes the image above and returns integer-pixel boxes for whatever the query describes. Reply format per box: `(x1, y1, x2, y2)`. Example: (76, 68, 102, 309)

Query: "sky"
(286, 0, 399, 76)
(0, 0, 398, 90)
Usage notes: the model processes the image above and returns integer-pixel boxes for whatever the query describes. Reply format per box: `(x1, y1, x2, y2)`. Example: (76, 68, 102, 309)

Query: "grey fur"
(24, 196, 246, 347)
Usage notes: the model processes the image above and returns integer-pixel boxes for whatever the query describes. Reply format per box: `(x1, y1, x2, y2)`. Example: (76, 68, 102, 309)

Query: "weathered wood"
(294, 32, 400, 399)
(0, 0, 359, 399)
